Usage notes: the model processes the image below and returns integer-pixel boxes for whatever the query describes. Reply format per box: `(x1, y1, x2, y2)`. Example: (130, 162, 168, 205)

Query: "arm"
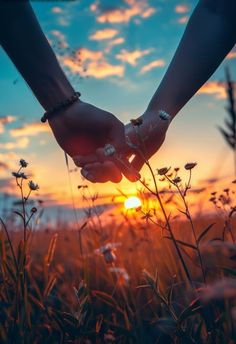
(0, 1, 74, 110)
(148, 0, 236, 117)
(75, 0, 236, 181)
(0, 1, 139, 182)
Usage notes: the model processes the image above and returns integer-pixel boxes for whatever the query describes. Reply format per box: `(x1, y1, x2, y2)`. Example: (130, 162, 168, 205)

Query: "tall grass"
(1, 158, 236, 343)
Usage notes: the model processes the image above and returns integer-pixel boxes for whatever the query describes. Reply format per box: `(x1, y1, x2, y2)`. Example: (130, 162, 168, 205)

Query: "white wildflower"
(28, 180, 39, 191)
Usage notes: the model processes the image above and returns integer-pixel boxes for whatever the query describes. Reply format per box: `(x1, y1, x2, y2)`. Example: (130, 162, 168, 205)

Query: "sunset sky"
(0, 0, 236, 214)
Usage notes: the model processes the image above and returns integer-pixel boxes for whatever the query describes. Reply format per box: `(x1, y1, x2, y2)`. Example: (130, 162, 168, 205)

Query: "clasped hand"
(49, 99, 168, 183)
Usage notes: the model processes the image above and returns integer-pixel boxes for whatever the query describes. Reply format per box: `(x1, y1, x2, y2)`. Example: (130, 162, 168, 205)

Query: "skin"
(76, 0, 236, 183)
(0, 0, 139, 182)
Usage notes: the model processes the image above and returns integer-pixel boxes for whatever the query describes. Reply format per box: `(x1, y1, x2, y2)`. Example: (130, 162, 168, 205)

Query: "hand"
(74, 109, 170, 183)
(48, 99, 140, 182)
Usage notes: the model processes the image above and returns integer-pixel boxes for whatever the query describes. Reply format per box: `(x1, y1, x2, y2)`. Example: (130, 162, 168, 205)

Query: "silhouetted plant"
(219, 67, 236, 175)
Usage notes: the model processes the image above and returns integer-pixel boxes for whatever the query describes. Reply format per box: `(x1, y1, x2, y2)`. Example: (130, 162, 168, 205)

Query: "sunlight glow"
(124, 196, 142, 210)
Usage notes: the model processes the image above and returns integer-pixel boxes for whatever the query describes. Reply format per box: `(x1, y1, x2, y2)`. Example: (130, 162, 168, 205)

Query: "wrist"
(35, 73, 75, 111)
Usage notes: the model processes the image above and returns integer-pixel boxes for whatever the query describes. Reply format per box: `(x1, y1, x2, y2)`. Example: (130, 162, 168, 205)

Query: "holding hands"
(73, 108, 170, 183)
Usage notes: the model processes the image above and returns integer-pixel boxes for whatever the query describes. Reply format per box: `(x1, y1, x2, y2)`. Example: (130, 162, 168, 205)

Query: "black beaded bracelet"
(41, 91, 81, 123)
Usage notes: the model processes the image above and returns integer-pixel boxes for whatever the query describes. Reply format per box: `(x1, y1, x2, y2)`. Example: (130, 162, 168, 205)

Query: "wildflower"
(141, 210, 153, 221)
(209, 197, 216, 203)
(174, 167, 180, 172)
(157, 167, 170, 175)
(184, 162, 197, 170)
(109, 267, 130, 283)
(19, 159, 28, 168)
(130, 117, 143, 126)
(12, 171, 27, 179)
(173, 176, 181, 184)
(158, 109, 171, 121)
(30, 207, 37, 213)
(95, 242, 121, 264)
(104, 143, 116, 157)
(28, 180, 39, 191)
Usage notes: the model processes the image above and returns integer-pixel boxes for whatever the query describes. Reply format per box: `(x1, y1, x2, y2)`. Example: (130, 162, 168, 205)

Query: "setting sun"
(124, 196, 142, 210)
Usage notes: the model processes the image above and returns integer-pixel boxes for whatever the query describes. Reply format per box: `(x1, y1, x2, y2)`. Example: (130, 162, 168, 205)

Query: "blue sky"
(0, 0, 236, 209)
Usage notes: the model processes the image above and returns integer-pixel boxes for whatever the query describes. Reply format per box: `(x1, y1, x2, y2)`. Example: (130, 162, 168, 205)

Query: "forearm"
(147, 0, 236, 119)
(0, 1, 74, 110)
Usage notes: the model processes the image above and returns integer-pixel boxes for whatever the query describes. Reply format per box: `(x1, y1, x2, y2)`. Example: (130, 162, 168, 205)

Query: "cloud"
(10, 122, 51, 138)
(90, 28, 119, 41)
(93, 0, 156, 24)
(0, 162, 9, 171)
(62, 48, 124, 78)
(51, 7, 62, 14)
(50, 30, 68, 49)
(0, 152, 21, 174)
(198, 81, 227, 99)
(0, 137, 29, 150)
(140, 59, 165, 73)
(175, 4, 189, 13)
(178, 16, 189, 24)
(116, 48, 151, 66)
(0, 115, 16, 134)
(105, 37, 125, 52)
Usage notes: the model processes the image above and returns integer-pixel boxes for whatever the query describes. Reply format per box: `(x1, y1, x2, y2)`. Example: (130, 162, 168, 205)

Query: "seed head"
(19, 159, 28, 168)
(30, 207, 37, 213)
(157, 167, 170, 176)
(12, 172, 27, 179)
(185, 162, 197, 170)
(173, 176, 181, 184)
(28, 180, 39, 191)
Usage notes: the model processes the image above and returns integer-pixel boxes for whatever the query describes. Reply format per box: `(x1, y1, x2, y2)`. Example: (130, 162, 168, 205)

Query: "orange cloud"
(198, 81, 226, 99)
(105, 37, 125, 52)
(62, 48, 124, 78)
(90, 28, 119, 41)
(140, 59, 165, 73)
(10, 122, 51, 138)
(95, 0, 156, 24)
(175, 4, 189, 13)
(0, 137, 29, 150)
(116, 49, 151, 66)
(0, 115, 16, 134)
(178, 16, 189, 24)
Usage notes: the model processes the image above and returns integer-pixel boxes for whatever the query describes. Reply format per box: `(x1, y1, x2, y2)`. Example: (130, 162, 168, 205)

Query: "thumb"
(130, 153, 145, 172)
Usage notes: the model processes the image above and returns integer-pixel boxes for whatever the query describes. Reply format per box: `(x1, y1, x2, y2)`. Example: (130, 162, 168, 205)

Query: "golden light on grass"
(124, 196, 142, 210)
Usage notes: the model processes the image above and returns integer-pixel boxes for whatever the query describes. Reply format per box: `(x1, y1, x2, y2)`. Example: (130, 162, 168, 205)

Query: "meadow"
(1, 153, 236, 344)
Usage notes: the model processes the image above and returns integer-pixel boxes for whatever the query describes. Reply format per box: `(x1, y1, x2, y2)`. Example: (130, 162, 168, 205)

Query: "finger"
(95, 147, 140, 182)
(130, 153, 146, 172)
(81, 168, 96, 183)
(109, 120, 127, 153)
(81, 162, 121, 183)
(73, 154, 98, 167)
(84, 162, 122, 183)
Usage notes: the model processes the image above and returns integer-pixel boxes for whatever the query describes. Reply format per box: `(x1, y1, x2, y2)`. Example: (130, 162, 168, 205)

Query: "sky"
(0, 0, 236, 215)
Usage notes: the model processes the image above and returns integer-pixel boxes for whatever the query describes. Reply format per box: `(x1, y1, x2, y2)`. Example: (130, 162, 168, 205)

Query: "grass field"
(1, 160, 236, 343)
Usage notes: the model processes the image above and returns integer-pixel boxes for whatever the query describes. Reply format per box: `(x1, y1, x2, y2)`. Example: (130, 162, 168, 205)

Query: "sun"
(124, 196, 142, 210)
